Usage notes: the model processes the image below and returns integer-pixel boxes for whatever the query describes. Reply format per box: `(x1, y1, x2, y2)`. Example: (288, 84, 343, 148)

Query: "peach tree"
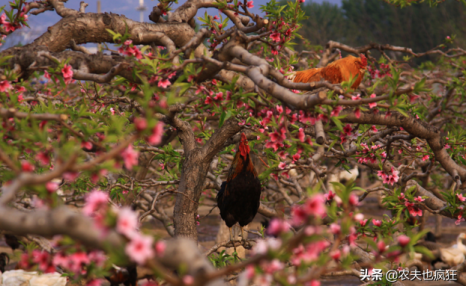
(1, 0, 466, 285)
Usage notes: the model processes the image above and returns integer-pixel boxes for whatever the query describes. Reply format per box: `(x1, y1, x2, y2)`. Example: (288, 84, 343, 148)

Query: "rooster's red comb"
(239, 133, 250, 158)
(359, 53, 367, 67)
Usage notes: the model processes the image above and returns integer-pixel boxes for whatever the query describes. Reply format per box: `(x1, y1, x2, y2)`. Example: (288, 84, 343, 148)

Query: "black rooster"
(217, 133, 262, 244)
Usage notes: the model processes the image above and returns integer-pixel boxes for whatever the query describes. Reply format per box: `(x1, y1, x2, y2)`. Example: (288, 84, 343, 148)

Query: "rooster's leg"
(229, 227, 237, 254)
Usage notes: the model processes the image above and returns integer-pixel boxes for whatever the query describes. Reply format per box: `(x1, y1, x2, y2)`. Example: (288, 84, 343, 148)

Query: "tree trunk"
(173, 150, 210, 240)
(172, 118, 242, 240)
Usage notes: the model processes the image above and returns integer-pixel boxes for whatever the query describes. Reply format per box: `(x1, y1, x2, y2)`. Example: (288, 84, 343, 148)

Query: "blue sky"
(1, 0, 341, 50)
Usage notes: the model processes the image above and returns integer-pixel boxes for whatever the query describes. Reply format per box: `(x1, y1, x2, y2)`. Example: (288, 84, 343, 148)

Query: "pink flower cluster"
(148, 121, 164, 145)
(367, 63, 392, 79)
(0, 80, 12, 92)
(340, 124, 361, 143)
(0, 12, 26, 33)
(397, 192, 422, 217)
(61, 65, 74, 84)
(290, 194, 326, 226)
(19, 249, 106, 277)
(377, 167, 400, 186)
(265, 126, 286, 152)
(121, 145, 139, 170)
(356, 143, 383, 164)
(118, 40, 143, 59)
(267, 218, 290, 236)
(291, 240, 330, 265)
(253, 237, 282, 255)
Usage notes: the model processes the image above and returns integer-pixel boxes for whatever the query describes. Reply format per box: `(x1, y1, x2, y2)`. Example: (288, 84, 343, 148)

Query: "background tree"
(295, 0, 466, 61)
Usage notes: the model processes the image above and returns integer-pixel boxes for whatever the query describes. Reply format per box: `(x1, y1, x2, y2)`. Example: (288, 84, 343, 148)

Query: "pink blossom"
(324, 191, 335, 202)
(368, 93, 377, 108)
(36, 152, 50, 165)
(414, 196, 425, 202)
(329, 223, 340, 234)
(110, 107, 115, 115)
(117, 207, 139, 237)
(372, 219, 382, 227)
(246, 0, 254, 8)
(63, 172, 79, 182)
(268, 219, 290, 236)
(270, 32, 281, 43)
(126, 233, 155, 264)
(68, 252, 90, 272)
(360, 219, 368, 226)
(303, 194, 326, 218)
(46, 182, 59, 193)
(83, 189, 109, 216)
(87, 280, 104, 286)
(348, 194, 359, 206)
(158, 79, 171, 88)
(278, 151, 287, 160)
(351, 94, 361, 101)
(204, 96, 213, 104)
(121, 145, 139, 170)
(298, 128, 305, 142)
(409, 94, 420, 103)
(155, 241, 166, 256)
(134, 117, 147, 131)
(458, 193, 466, 202)
(354, 213, 364, 223)
(290, 205, 307, 226)
(148, 121, 164, 145)
(371, 125, 378, 133)
(142, 282, 159, 286)
(88, 251, 106, 267)
(21, 160, 35, 172)
(343, 124, 352, 135)
(292, 153, 300, 162)
(398, 235, 410, 247)
(330, 250, 341, 260)
(3, 22, 16, 32)
(61, 64, 73, 79)
(214, 92, 223, 100)
(377, 240, 386, 252)
(82, 141, 93, 150)
(456, 214, 465, 226)
(32, 250, 50, 272)
(182, 275, 194, 285)
(278, 162, 286, 169)
(330, 106, 343, 117)
(281, 171, 290, 179)
(52, 252, 70, 269)
(354, 108, 361, 119)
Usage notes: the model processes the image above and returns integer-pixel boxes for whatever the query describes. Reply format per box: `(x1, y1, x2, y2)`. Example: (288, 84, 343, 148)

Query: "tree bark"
(173, 118, 242, 240)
